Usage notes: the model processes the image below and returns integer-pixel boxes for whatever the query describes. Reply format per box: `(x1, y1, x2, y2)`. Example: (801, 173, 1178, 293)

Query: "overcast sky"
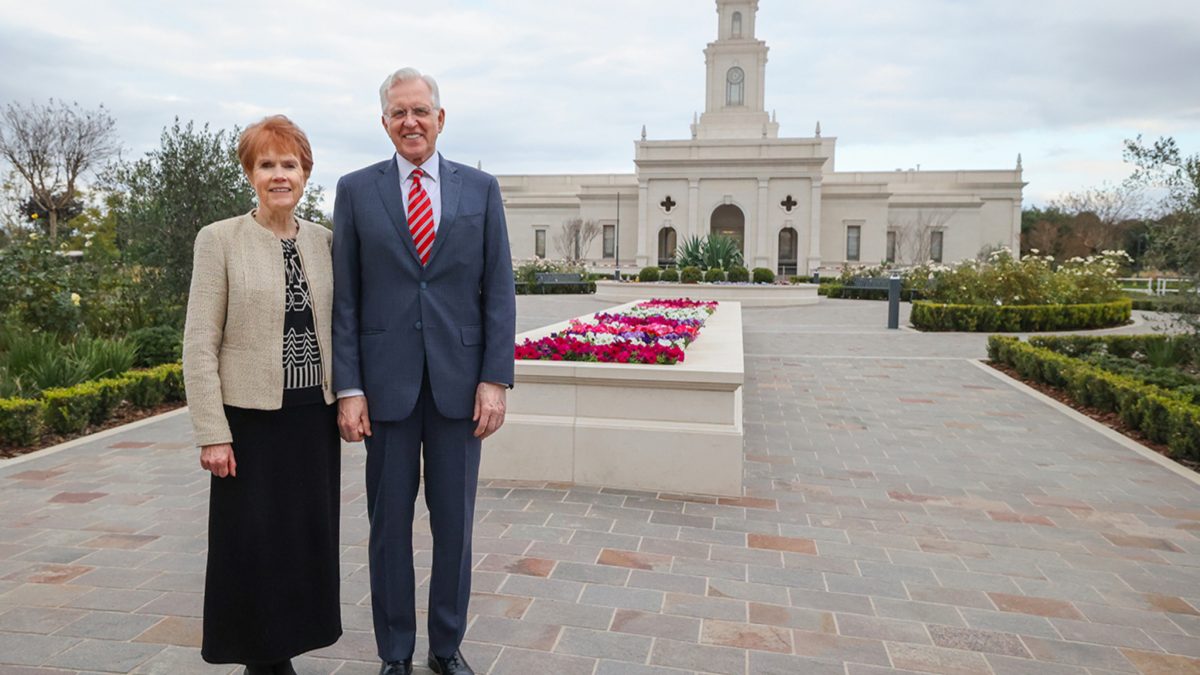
(2, 0, 1198, 208)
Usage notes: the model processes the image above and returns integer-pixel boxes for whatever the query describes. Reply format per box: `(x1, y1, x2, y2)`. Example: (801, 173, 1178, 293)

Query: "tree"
(889, 209, 953, 263)
(1124, 135, 1200, 275)
(1048, 182, 1147, 256)
(552, 217, 601, 262)
(1021, 205, 1074, 259)
(108, 119, 254, 313)
(0, 99, 119, 242)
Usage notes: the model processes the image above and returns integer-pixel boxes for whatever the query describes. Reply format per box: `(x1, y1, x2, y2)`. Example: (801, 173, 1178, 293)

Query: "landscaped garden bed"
(484, 298, 745, 495)
(987, 333, 1200, 467)
(515, 299, 716, 364)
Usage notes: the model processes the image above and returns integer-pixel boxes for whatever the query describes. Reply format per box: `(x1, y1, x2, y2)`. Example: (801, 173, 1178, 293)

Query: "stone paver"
(0, 296, 1197, 674)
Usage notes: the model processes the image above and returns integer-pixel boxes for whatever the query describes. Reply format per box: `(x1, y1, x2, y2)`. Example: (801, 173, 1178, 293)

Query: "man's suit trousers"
(364, 370, 481, 661)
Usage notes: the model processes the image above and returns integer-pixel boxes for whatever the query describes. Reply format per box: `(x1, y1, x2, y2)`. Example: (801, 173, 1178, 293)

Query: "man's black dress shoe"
(428, 650, 474, 675)
(379, 659, 413, 675)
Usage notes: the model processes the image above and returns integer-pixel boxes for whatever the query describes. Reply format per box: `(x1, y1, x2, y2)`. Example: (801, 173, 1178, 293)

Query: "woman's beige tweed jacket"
(182, 212, 335, 447)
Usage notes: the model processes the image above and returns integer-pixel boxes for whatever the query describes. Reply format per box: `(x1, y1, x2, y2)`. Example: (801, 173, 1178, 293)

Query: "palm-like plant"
(703, 235, 744, 270)
(676, 235, 705, 269)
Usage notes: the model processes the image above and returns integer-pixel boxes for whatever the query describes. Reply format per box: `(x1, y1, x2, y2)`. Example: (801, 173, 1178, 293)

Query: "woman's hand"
(200, 443, 237, 478)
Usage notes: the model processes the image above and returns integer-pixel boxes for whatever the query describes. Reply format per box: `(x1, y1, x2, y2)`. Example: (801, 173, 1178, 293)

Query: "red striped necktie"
(407, 168, 435, 265)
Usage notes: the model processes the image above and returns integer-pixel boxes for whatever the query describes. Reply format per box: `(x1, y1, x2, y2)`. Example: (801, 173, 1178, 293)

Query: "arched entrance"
(778, 227, 798, 276)
(710, 205, 745, 254)
(658, 227, 677, 267)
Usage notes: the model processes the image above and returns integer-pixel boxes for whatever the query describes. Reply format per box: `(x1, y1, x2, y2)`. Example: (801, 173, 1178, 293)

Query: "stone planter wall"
(481, 301, 745, 496)
(594, 281, 818, 308)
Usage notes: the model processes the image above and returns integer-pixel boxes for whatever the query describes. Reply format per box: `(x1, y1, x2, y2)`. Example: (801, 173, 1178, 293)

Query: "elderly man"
(332, 67, 515, 675)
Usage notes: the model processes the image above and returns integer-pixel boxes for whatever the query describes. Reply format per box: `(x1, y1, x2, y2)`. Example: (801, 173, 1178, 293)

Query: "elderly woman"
(183, 115, 340, 675)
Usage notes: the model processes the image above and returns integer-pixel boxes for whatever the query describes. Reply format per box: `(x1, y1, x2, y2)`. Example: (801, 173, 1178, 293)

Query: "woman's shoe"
(273, 660, 298, 675)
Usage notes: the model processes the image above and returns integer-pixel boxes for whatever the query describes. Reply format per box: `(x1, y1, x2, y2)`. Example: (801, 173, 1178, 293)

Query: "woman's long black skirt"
(201, 401, 342, 665)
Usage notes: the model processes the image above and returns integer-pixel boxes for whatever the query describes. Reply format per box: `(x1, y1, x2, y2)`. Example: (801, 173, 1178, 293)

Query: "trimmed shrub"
(42, 382, 103, 434)
(124, 363, 184, 408)
(752, 268, 775, 284)
(660, 268, 680, 282)
(638, 266, 660, 282)
(0, 398, 44, 446)
(90, 377, 131, 425)
(911, 298, 1131, 332)
(987, 336, 1200, 461)
(704, 268, 726, 283)
(129, 326, 183, 367)
(726, 266, 750, 283)
(680, 266, 703, 284)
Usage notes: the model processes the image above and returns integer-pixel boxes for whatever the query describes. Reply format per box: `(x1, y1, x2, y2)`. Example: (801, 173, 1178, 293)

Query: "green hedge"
(0, 363, 184, 447)
(727, 266, 750, 283)
(1027, 334, 1176, 359)
(752, 268, 775, 284)
(912, 298, 1131, 332)
(988, 336, 1200, 461)
(680, 266, 703, 284)
(638, 266, 660, 282)
(703, 268, 726, 283)
(660, 268, 680, 282)
(0, 398, 45, 446)
(820, 284, 923, 301)
(514, 281, 597, 295)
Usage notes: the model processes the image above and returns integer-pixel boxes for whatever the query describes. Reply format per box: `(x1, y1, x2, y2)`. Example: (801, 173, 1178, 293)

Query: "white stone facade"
(497, 0, 1025, 275)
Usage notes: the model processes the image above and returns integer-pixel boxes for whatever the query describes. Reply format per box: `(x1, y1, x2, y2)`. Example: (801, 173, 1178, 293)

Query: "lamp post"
(613, 191, 621, 280)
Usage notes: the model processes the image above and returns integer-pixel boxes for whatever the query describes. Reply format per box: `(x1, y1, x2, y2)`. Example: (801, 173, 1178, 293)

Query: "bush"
(988, 336, 1200, 461)
(0, 397, 44, 446)
(727, 266, 749, 283)
(129, 326, 182, 367)
(752, 268, 775, 284)
(923, 249, 1128, 306)
(124, 363, 184, 408)
(73, 336, 138, 380)
(704, 268, 726, 283)
(680, 266, 702, 284)
(638, 267, 660, 282)
(660, 268, 680, 282)
(42, 382, 103, 434)
(911, 298, 1131, 332)
(91, 377, 131, 425)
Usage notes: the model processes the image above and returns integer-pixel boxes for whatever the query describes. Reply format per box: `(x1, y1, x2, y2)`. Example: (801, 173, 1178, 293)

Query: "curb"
(0, 406, 190, 471)
(967, 359, 1200, 488)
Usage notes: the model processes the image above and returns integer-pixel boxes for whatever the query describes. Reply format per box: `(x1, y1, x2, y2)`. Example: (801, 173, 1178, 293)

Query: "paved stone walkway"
(1, 297, 1198, 674)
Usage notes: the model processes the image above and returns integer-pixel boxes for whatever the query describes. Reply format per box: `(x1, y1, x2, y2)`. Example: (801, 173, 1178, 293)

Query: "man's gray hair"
(379, 68, 441, 112)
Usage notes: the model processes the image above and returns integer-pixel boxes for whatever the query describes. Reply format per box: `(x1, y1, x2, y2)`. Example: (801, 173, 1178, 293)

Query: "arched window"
(658, 227, 678, 267)
(726, 67, 744, 107)
(778, 227, 798, 276)
(731, 12, 742, 38)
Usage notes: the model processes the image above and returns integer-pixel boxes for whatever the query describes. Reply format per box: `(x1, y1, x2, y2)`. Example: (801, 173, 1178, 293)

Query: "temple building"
(496, 0, 1025, 275)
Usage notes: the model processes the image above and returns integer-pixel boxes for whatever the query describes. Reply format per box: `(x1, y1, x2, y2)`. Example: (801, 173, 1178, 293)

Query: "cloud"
(0, 0, 1197, 205)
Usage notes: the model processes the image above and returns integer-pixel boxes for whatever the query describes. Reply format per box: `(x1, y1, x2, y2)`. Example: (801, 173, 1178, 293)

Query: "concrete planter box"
(482, 301, 744, 496)
(595, 280, 818, 307)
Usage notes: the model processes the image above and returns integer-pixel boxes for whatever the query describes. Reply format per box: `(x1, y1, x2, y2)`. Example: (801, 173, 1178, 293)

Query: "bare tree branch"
(888, 209, 953, 263)
(0, 99, 120, 241)
(552, 217, 602, 263)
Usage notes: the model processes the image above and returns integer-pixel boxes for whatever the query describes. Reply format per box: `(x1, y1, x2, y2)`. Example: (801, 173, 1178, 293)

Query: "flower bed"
(484, 299, 744, 495)
(515, 299, 716, 365)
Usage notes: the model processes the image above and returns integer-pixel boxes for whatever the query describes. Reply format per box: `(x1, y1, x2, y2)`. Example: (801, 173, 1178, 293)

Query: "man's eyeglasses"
(389, 107, 435, 120)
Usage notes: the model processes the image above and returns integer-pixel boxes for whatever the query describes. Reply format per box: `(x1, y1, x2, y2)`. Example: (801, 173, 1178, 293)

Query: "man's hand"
(338, 395, 373, 442)
(200, 443, 237, 478)
(473, 382, 507, 439)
